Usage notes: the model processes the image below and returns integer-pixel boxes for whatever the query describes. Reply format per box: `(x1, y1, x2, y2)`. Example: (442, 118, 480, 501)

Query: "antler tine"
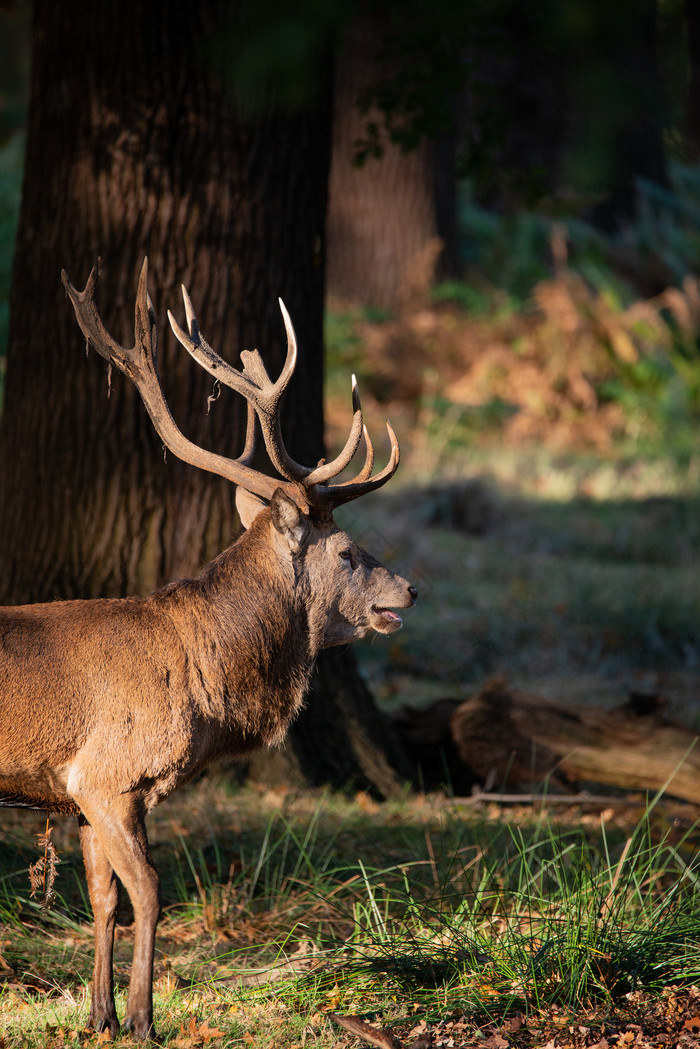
(273, 298, 298, 398)
(239, 402, 257, 467)
(254, 299, 313, 483)
(245, 320, 395, 505)
(61, 258, 138, 373)
(307, 419, 400, 510)
(259, 328, 396, 508)
(168, 292, 314, 484)
(64, 258, 401, 516)
(168, 290, 297, 412)
(167, 288, 258, 403)
(302, 374, 365, 487)
(341, 422, 375, 484)
(242, 298, 364, 489)
(63, 258, 285, 504)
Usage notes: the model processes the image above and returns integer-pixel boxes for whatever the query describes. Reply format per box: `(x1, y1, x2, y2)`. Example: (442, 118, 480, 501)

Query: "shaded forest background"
(1, 9, 700, 1047)
(0, 0, 699, 797)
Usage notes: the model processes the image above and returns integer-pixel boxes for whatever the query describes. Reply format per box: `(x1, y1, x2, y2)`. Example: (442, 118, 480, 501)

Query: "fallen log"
(448, 679, 700, 805)
(391, 679, 700, 804)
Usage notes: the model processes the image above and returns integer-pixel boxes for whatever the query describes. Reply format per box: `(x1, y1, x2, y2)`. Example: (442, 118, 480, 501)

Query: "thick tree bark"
(0, 1, 328, 601)
(0, 0, 408, 796)
(326, 15, 447, 312)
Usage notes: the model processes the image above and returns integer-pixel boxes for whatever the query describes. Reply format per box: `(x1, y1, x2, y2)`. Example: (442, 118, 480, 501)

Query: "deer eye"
(339, 549, 352, 561)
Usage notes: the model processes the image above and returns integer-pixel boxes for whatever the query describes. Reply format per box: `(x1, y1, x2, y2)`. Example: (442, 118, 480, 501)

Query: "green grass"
(0, 782, 698, 1046)
(336, 446, 700, 727)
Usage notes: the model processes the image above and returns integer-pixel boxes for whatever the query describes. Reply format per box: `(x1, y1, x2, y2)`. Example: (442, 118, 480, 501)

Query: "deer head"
(61, 258, 417, 645)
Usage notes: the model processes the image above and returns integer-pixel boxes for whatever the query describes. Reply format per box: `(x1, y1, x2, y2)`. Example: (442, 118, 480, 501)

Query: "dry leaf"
(174, 1013, 224, 1046)
(481, 1035, 508, 1049)
(329, 1013, 405, 1049)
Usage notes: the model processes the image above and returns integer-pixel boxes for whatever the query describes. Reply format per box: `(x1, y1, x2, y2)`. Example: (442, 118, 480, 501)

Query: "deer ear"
(235, 487, 268, 530)
(269, 488, 310, 554)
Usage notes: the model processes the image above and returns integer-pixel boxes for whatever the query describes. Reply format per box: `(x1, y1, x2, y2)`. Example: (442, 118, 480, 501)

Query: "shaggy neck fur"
(154, 509, 318, 750)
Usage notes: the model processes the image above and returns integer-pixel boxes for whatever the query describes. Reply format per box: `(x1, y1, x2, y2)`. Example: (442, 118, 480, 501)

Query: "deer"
(0, 258, 416, 1041)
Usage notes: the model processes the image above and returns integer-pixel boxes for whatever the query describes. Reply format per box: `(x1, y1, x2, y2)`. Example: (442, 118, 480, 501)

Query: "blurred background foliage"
(2, 0, 700, 454)
(320, 0, 700, 461)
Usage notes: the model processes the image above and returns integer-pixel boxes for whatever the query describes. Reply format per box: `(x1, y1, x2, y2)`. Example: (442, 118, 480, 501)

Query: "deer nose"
(408, 585, 418, 604)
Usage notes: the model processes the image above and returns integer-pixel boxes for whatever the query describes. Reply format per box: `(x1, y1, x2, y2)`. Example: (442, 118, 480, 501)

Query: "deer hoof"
(123, 1014, 156, 1041)
(89, 1010, 119, 1039)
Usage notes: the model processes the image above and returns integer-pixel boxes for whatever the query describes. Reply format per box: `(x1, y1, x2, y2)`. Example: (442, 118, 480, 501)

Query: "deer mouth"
(372, 606, 404, 633)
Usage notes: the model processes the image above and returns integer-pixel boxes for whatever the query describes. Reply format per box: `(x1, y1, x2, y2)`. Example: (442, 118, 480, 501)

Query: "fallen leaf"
(173, 1013, 224, 1046)
(329, 1013, 405, 1049)
(408, 1020, 428, 1037)
(481, 1036, 508, 1049)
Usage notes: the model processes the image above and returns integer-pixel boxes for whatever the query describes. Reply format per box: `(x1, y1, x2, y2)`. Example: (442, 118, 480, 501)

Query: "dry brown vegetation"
(327, 231, 700, 457)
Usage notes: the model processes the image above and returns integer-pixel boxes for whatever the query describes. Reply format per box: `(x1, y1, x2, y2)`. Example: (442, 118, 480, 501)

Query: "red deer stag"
(0, 259, 416, 1040)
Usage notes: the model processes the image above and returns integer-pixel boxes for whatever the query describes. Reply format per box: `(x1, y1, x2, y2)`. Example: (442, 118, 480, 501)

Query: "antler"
(62, 257, 399, 512)
(167, 283, 400, 508)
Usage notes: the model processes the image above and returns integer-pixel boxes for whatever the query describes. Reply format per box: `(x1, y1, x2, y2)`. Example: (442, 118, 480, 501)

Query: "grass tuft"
(1, 785, 699, 1045)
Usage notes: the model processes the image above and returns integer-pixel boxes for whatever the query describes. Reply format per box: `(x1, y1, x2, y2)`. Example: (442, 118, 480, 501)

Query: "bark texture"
(0, 0, 329, 601)
(393, 680, 700, 805)
(326, 15, 443, 312)
(0, 0, 409, 796)
(450, 682, 700, 804)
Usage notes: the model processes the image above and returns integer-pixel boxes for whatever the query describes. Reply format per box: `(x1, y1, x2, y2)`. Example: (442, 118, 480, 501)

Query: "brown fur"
(2, 260, 416, 1039)
(0, 491, 415, 1039)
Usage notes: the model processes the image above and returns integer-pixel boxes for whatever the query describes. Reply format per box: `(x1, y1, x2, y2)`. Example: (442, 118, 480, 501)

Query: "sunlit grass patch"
(170, 789, 700, 1034)
(1, 785, 698, 1047)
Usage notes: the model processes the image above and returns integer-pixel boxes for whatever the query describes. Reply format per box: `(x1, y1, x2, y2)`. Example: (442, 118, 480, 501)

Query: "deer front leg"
(76, 794, 161, 1041)
(79, 817, 120, 1037)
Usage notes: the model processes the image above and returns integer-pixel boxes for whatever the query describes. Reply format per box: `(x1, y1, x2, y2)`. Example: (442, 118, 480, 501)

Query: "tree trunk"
(0, 0, 408, 796)
(326, 15, 446, 312)
(0, 0, 328, 601)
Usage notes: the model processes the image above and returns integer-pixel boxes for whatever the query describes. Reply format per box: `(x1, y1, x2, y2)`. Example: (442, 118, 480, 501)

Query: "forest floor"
(1, 779, 699, 1048)
(1, 290, 700, 1047)
(326, 289, 700, 735)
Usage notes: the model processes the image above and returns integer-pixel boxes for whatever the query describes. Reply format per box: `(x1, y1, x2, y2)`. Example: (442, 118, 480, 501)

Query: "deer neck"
(154, 523, 319, 749)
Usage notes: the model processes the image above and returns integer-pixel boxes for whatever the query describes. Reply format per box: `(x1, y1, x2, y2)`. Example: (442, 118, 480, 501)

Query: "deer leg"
(76, 795, 161, 1041)
(79, 816, 120, 1037)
